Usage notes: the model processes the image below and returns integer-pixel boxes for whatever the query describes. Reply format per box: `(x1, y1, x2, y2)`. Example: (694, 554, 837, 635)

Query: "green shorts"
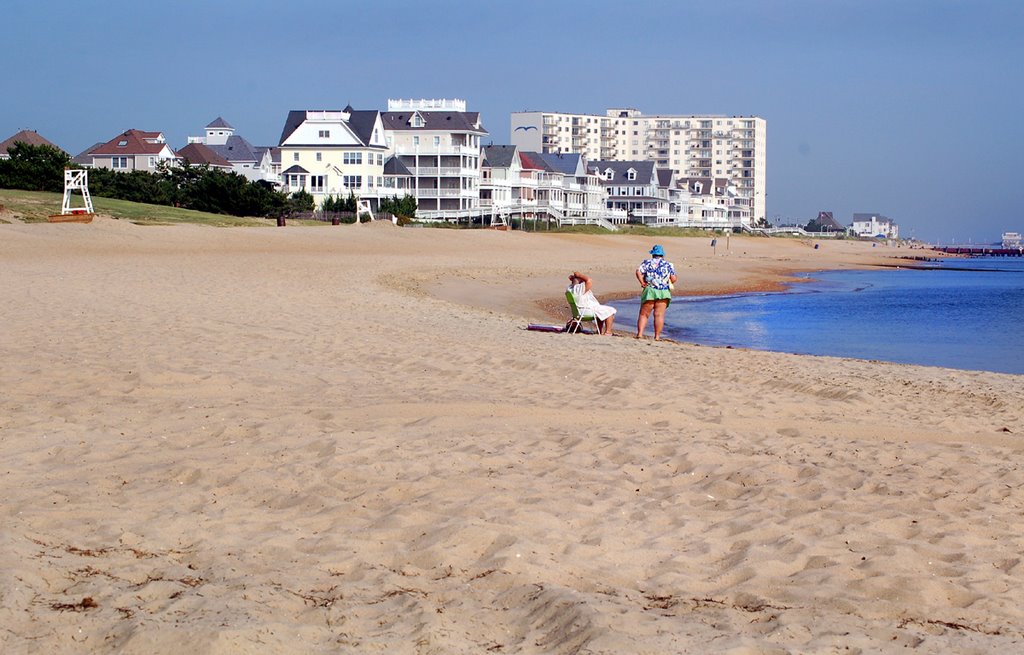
(641, 287, 672, 305)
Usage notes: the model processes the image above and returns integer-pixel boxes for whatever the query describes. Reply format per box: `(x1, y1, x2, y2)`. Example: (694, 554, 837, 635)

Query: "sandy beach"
(2, 217, 1022, 654)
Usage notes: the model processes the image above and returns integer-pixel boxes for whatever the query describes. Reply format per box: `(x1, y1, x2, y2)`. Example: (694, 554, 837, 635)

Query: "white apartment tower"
(511, 108, 766, 225)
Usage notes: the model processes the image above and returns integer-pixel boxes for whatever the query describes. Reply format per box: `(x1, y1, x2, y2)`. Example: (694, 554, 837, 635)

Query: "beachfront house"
(277, 107, 390, 210)
(851, 213, 899, 238)
(380, 99, 488, 221)
(254, 147, 281, 186)
(589, 160, 673, 226)
(0, 129, 65, 159)
(480, 147, 615, 228)
(187, 118, 269, 182)
(480, 144, 522, 222)
(532, 152, 610, 224)
(83, 129, 178, 172)
(676, 177, 750, 229)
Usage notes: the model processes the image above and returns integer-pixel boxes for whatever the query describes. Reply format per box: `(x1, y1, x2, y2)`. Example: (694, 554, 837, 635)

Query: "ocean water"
(610, 258, 1024, 375)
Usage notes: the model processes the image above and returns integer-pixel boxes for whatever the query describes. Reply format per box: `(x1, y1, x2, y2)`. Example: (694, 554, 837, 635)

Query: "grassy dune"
(0, 189, 274, 227)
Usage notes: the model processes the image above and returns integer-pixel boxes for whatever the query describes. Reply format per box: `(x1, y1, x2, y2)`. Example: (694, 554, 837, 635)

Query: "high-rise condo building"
(511, 108, 766, 225)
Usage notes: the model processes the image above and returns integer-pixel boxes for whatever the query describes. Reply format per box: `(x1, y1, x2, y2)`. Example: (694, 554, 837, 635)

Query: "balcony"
(415, 188, 476, 198)
(394, 144, 480, 157)
(407, 166, 480, 177)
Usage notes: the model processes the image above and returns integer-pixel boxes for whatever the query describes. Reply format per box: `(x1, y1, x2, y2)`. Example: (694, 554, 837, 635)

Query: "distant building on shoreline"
(510, 108, 766, 226)
(851, 213, 899, 239)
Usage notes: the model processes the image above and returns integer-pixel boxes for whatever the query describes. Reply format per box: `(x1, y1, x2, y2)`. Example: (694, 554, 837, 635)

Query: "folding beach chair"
(565, 290, 599, 334)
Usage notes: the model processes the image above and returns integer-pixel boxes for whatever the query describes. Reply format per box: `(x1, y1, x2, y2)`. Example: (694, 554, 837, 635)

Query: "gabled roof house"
(85, 129, 177, 172)
(276, 106, 391, 208)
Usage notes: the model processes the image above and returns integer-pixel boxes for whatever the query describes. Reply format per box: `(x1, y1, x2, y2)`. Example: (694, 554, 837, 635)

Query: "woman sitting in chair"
(568, 271, 617, 335)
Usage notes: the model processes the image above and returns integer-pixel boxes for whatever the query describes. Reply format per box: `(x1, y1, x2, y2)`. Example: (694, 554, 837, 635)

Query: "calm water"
(611, 258, 1024, 375)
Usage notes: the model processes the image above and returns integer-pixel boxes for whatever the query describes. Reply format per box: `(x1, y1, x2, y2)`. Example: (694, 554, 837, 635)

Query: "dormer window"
(318, 130, 330, 138)
(411, 113, 425, 128)
(693, 182, 703, 194)
(604, 168, 614, 180)
(626, 168, 637, 181)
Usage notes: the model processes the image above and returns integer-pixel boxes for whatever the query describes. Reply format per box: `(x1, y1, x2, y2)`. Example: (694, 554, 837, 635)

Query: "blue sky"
(4, 0, 1021, 242)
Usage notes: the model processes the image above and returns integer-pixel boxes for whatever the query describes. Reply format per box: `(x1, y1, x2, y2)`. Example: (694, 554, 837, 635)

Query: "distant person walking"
(635, 244, 677, 340)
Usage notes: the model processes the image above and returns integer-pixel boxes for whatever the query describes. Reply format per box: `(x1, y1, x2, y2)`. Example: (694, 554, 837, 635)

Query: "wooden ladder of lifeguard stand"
(48, 168, 95, 223)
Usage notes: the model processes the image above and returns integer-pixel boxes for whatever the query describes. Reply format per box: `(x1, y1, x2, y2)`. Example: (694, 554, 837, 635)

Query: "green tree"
(379, 194, 417, 219)
(0, 142, 71, 192)
(287, 190, 314, 214)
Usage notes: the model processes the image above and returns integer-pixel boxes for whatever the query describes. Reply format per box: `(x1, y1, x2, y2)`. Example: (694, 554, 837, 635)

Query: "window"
(318, 130, 330, 138)
(310, 175, 325, 193)
(117, 140, 128, 147)
(368, 176, 374, 188)
(112, 157, 128, 169)
(343, 175, 362, 189)
(343, 152, 363, 165)
(148, 156, 156, 168)
(293, 152, 299, 161)
(377, 153, 383, 165)
(411, 114, 424, 127)
(433, 136, 440, 146)
(604, 168, 614, 180)
(626, 169, 637, 181)
(316, 152, 322, 162)
(413, 136, 420, 146)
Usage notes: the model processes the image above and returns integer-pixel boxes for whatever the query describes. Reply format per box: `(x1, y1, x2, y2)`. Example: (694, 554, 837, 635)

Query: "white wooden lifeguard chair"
(356, 198, 380, 223)
(490, 208, 509, 230)
(48, 168, 95, 223)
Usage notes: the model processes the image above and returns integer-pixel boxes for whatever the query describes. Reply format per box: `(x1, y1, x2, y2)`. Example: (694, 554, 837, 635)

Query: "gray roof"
(679, 177, 730, 196)
(208, 135, 258, 163)
(589, 160, 657, 183)
(813, 213, 846, 230)
(380, 110, 488, 134)
(383, 155, 412, 176)
(72, 142, 103, 166)
(656, 168, 674, 188)
(281, 165, 309, 175)
(534, 151, 581, 175)
(278, 111, 306, 145)
(206, 117, 233, 129)
(483, 145, 518, 168)
(278, 109, 385, 147)
(343, 105, 382, 146)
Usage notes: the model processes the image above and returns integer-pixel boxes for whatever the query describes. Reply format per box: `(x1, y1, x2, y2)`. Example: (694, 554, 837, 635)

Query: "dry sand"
(1, 218, 1022, 654)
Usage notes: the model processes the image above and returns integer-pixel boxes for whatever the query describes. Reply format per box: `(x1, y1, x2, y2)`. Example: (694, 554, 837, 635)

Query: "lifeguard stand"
(48, 168, 94, 223)
(356, 198, 375, 223)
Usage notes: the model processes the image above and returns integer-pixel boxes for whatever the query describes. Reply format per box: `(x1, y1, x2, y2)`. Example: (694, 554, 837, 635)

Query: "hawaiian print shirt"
(638, 258, 676, 291)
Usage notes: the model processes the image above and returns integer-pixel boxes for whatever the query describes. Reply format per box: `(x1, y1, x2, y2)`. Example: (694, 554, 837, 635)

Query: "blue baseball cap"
(649, 244, 665, 256)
